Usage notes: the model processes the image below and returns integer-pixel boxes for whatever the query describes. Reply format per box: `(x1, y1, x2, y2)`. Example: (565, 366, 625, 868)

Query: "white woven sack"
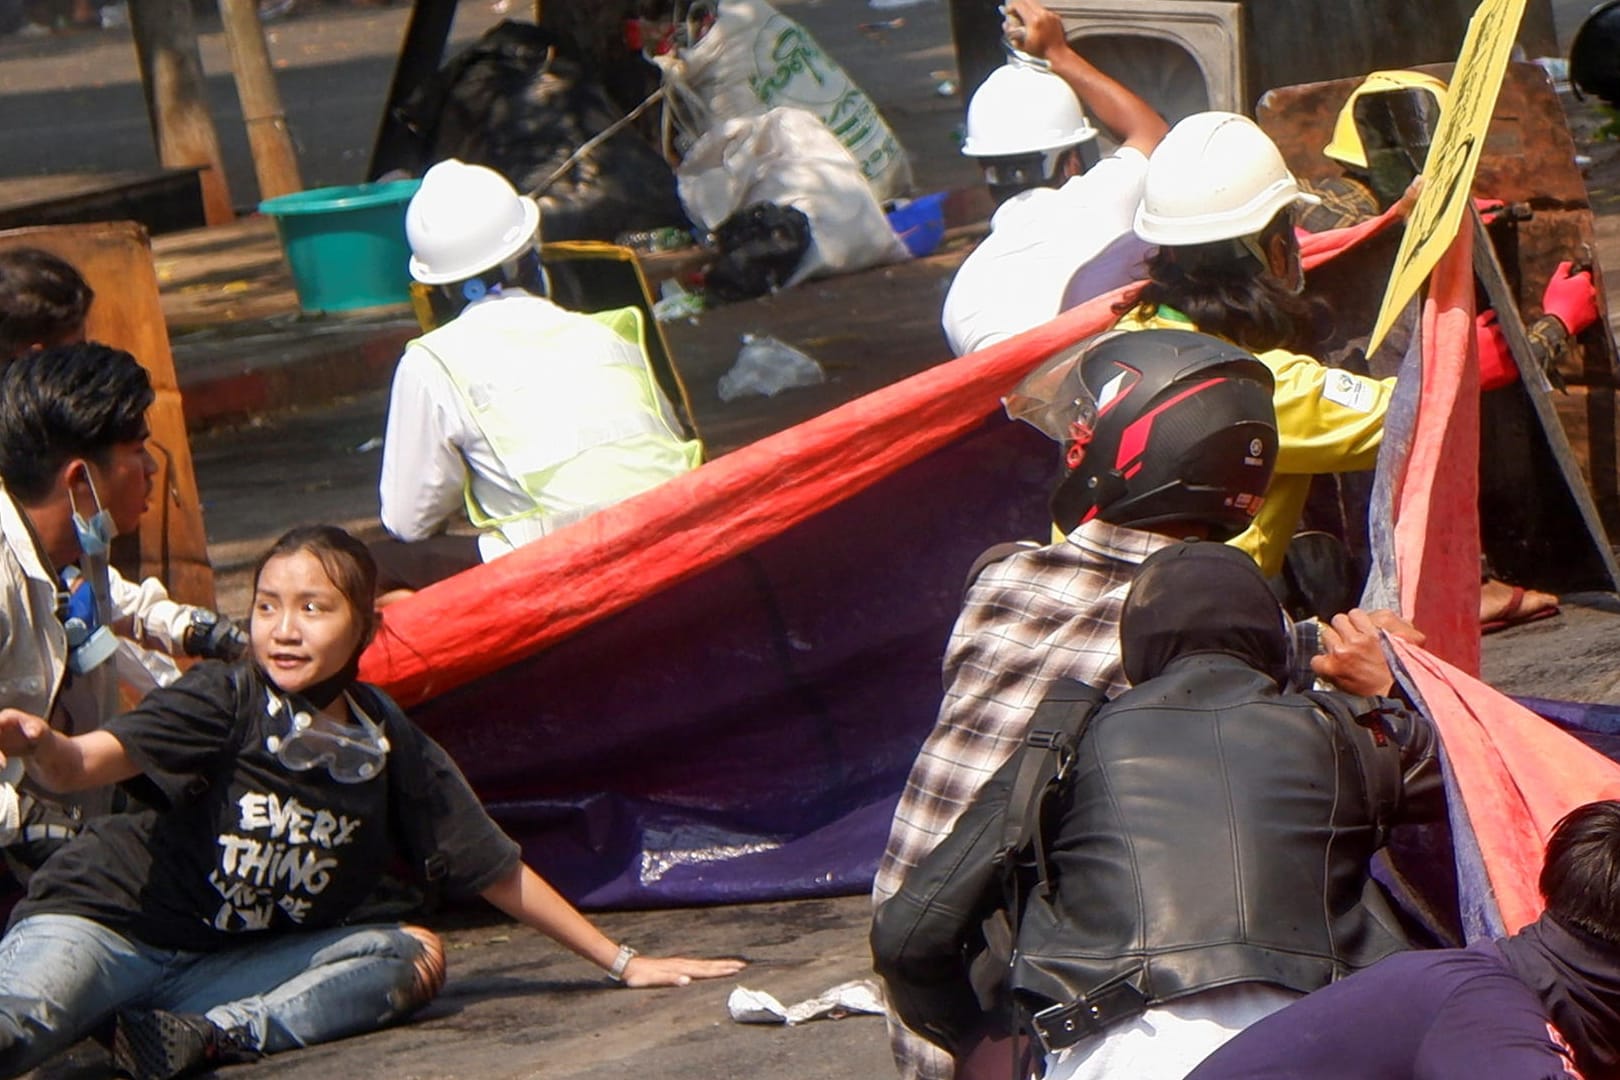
(677, 106, 909, 285)
(664, 0, 913, 203)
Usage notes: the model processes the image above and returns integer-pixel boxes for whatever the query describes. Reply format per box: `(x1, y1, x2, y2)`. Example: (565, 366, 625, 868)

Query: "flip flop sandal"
(1481, 584, 1561, 635)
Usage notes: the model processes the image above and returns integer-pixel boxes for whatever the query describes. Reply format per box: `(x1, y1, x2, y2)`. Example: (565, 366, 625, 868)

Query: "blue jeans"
(0, 914, 440, 1077)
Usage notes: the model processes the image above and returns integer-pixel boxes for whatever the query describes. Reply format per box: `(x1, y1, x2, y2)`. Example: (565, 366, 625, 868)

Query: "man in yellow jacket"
(1113, 110, 1575, 629)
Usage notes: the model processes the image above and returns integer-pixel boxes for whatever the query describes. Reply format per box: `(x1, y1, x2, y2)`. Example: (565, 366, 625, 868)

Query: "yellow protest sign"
(1367, 0, 1528, 352)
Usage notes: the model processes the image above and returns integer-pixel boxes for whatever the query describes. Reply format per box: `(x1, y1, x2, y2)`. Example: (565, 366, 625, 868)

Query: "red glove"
(1472, 197, 1506, 225)
(1476, 310, 1518, 392)
(1541, 260, 1599, 336)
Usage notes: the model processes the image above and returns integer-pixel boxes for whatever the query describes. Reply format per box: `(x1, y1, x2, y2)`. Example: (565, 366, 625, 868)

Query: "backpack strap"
(997, 679, 1109, 895)
(986, 679, 1108, 1072)
(351, 683, 449, 898)
(962, 541, 1041, 600)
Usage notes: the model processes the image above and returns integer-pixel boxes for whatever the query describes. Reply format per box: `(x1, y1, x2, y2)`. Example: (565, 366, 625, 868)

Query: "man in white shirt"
(374, 160, 702, 599)
(940, 0, 1168, 357)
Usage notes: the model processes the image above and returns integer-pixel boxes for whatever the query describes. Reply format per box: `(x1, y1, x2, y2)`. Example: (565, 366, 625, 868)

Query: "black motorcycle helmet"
(1572, 0, 1620, 110)
(1007, 329, 1278, 540)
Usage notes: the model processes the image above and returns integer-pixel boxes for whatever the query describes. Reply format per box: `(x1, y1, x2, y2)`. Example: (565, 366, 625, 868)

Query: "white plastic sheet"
(678, 107, 909, 285)
(717, 334, 827, 401)
(727, 979, 886, 1025)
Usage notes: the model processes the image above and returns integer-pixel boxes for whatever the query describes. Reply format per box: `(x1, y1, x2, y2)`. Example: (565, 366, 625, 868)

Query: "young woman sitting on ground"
(0, 524, 743, 1080)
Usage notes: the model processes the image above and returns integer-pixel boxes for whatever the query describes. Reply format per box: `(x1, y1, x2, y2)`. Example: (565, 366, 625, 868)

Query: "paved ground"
(10, 3, 1620, 1078)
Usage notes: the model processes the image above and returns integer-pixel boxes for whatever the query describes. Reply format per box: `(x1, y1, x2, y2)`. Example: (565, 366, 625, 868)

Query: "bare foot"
(1480, 577, 1559, 629)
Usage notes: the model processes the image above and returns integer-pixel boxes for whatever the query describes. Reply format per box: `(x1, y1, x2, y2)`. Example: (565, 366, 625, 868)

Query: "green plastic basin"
(259, 179, 422, 313)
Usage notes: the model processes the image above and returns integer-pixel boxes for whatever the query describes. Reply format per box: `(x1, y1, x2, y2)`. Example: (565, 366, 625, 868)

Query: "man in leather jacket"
(873, 541, 1445, 1080)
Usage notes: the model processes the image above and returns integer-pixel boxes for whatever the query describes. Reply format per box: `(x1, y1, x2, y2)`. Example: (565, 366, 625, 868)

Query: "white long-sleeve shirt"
(941, 147, 1152, 357)
(378, 290, 699, 561)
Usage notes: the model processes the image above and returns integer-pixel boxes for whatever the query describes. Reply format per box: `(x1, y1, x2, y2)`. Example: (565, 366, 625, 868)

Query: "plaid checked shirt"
(873, 518, 1178, 1080)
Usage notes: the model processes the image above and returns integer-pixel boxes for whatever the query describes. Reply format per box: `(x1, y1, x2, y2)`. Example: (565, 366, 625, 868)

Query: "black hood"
(1120, 541, 1290, 687)
(1498, 913, 1620, 1078)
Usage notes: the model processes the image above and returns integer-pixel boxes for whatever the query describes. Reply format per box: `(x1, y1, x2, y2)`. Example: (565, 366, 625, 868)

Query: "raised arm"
(1005, 0, 1169, 156)
(0, 709, 139, 793)
(479, 863, 745, 988)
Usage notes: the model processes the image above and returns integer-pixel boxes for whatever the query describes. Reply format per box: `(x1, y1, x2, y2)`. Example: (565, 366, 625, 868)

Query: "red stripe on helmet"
(1114, 378, 1223, 472)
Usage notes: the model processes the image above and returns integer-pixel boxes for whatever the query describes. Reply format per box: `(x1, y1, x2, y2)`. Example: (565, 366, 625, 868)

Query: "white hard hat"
(961, 62, 1097, 158)
(406, 159, 542, 285)
(1133, 112, 1319, 246)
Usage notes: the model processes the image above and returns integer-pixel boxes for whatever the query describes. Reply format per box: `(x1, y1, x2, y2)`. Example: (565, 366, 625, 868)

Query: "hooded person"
(874, 540, 1446, 1080)
(373, 159, 702, 601)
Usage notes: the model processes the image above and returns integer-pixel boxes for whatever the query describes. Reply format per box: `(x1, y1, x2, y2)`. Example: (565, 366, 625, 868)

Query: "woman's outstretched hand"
(620, 954, 747, 989)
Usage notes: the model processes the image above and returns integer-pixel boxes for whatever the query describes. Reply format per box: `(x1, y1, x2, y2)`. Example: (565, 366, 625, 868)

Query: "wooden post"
(129, 0, 235, 226)
(367, 0, 460, 181)
(946, 0, 1004, 107)
(217, 0, 304, 201)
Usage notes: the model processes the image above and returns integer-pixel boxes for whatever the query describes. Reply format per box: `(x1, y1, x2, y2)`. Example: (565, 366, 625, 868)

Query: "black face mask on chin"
(257, 638, 366, 712)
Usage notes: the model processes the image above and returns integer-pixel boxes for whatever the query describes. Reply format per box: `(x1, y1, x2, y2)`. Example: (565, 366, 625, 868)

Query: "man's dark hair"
(1541, 799, 1620, 949)
(0, 343, 154, 504)
(0, 248, 94, 360)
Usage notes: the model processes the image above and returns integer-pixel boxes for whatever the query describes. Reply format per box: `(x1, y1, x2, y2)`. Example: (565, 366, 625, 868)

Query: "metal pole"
(217, 0, 304, 200)
(129, 0, 235, 225)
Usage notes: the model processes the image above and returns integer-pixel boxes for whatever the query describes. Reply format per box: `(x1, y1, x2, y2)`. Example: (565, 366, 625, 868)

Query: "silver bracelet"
(608, 943, 637, 983)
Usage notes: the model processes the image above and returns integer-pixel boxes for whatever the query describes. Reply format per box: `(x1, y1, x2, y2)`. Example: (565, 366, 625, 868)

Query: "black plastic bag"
(704, 203, 812, 303)
(393, 20, 690, 242)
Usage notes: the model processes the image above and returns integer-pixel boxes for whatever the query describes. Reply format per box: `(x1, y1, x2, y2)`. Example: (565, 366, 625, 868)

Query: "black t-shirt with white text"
(12, 662, 519, 951)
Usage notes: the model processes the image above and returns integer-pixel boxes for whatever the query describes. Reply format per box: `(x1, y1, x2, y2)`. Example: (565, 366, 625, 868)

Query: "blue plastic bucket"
(259, 179, 422, 313)
(886, 191, 948, 258)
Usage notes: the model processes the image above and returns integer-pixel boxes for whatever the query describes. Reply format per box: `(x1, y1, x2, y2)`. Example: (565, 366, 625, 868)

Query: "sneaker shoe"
(112, 1010, 258, 1080)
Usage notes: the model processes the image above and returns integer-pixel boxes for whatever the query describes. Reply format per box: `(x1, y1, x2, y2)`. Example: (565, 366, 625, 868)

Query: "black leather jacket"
(873, 653, 1444, 1054)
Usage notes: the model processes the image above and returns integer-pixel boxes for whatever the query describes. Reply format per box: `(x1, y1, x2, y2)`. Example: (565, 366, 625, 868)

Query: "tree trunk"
(217, 0, 304, 200)
(129, 0, 234, 224)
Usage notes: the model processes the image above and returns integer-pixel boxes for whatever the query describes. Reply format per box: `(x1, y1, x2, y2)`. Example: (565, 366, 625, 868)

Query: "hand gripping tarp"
(1362, 215, 1620, 941)
(355, 208, 1469, 910)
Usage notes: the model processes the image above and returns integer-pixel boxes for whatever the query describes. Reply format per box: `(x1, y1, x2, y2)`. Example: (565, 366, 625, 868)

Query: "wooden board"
(0, 169, 208, 236)
(0, 221, 215, 607)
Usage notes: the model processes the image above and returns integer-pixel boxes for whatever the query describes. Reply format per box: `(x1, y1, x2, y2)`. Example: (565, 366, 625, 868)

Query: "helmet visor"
(1353, 88, 1442, 207)
(1003, 334, 1111, 444)
(979, 151, 1062, 189)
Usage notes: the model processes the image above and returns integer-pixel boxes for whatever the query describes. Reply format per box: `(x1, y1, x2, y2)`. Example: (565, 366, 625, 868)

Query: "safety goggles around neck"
(264, 690, 390, 784)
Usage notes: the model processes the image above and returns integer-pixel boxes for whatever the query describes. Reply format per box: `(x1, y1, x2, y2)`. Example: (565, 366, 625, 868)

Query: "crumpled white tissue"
(727, 979, 885, 1025)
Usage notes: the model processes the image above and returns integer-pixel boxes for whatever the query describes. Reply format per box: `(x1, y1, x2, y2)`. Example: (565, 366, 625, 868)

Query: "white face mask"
(67, 467, 116, 558)
(63, 466, 118, 674)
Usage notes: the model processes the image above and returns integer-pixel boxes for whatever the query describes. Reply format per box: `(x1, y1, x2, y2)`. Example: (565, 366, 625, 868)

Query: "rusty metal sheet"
(1259, 61, 1620, 543)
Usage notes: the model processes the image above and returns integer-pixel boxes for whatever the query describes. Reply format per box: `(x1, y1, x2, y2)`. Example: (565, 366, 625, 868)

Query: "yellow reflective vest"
(408, 296, 702, 553)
